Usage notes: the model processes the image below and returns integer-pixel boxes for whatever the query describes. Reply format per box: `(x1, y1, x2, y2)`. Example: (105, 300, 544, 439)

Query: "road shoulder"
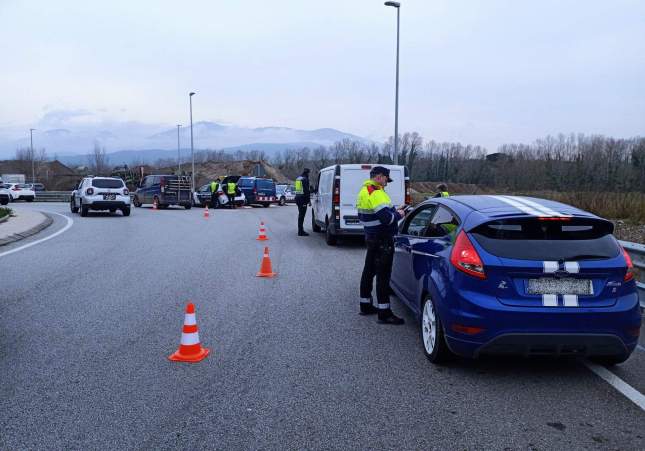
(0, 209, 54, 246)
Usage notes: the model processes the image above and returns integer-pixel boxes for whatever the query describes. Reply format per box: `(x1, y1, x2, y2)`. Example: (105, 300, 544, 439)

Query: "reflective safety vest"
(294, 177, 304, 195)
(440, 191, 450, 198)
(227, 182, 236, 195)
(210, 181, 218, 193)
(356, 179, 401, 238)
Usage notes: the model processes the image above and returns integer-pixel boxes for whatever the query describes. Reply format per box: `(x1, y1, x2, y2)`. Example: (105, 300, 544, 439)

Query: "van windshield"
(238, 178, 254, 187)
(471, 217, 620, 261)
(256, 179, 274, 190)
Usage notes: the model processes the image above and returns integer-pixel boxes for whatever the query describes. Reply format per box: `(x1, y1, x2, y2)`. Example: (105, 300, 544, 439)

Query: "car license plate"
(103, 194, 116, 200)
(527, 278, 593, 295)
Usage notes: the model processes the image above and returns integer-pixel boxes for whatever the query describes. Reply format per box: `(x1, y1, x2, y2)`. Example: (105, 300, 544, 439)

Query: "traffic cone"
(153, 199, 158, 210)
(168, 302, 210, 363)
(256, 246, 277, 278)
(204, 205, 210, 218)
(256, 221, 268, 241)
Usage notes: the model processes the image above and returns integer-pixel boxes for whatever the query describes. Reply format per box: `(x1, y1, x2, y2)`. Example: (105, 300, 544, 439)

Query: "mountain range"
(0, 121, 370, 165)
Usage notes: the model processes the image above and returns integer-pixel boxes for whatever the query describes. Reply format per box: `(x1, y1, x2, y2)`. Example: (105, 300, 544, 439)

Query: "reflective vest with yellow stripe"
(356, 179, 402, 238)
(210, 181, 218, 193)
(440, 191, 450, 198)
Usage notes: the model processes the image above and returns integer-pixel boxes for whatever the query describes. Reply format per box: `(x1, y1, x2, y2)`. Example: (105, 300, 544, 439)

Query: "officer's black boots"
(377, 311, 405, 325)
(359, 304, 378, 315)
(298, 231, 309, 236)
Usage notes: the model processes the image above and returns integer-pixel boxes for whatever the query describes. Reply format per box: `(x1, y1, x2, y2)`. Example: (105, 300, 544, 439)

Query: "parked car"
(70, 176, 131, 216)
(26, 183, 46, 192)
(5, 183, 35, 202)
(132, 175, 192, 209)
(311, 164, 410, 245)
(390, 195, 641, 365)
(0, 184, 10, 205)
(276, 184, 296, 206)
(211, 176, 246, 208)
(193, 184, 212, 207)
(237, 177, 276, 207)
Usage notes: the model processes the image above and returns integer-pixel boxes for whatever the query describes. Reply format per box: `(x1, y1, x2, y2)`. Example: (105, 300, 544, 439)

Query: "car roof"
(418, 195, 602, 232)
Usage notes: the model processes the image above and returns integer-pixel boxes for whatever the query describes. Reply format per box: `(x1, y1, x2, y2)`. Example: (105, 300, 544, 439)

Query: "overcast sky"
(1, 0, 643, 150)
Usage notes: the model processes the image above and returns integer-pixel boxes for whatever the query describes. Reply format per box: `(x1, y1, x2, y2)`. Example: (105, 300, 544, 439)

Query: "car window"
(256, 179, 274, 190)
(402, 205, 436, 236)
(92, 179, 124, 188)
(238, 178, 254, 187)
(425, 206, 460, 239)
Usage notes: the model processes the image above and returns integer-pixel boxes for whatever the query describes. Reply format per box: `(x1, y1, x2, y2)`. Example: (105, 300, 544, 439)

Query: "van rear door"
(338, 165, 406, 231)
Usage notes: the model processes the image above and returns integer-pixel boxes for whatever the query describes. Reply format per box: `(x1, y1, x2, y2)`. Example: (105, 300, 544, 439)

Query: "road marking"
(0, 212, 74, 258)
(584, 361, 645, 411)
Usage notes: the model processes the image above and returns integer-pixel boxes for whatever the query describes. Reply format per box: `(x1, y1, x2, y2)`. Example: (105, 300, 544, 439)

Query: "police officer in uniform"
(433, 183, 449, 198)
(294, 168, 311, 236)
(209, 180, 219, 208)
(226, 180, 237, 209)
(357, 166, 406, 324)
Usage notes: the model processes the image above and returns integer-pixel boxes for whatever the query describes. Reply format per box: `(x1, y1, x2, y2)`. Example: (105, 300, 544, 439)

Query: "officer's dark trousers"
(296, 202, 307, 232)
(227, 194, 235, 208)
(360, 236, 394, 310)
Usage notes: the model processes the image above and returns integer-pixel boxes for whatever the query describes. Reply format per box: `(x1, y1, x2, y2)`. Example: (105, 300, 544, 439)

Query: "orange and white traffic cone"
(204, 205, 210, 218)
(168, 302, 210, 363)
(256, 246, 277, 278)
(256, 221, 268, 241)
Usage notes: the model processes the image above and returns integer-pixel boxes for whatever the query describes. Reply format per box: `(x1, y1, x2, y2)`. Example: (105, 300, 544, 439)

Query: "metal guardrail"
(619, 240, 645, 308)
(34, 191, 72, 202)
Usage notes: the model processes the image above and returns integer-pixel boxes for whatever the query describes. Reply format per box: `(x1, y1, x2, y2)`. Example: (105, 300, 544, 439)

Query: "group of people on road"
(294, 165, 449, 326)
(209, 179, 239, 209)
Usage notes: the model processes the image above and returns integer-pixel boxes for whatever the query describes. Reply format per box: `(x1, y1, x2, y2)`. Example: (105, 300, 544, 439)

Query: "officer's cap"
(370, 166, 393, 182)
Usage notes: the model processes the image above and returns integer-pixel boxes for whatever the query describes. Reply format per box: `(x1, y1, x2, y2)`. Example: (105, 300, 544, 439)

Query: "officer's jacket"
(210, 182, 218, 193)
(227, 182, 236, 194)
(294, 175, 310, 203)
(356, 179, 402, 238)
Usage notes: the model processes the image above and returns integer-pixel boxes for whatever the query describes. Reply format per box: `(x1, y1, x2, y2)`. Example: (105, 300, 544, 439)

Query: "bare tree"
(89, 141, 110, 175)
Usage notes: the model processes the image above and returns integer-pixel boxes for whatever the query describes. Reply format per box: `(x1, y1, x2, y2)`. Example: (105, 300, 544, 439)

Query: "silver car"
(70, 176, 131, 217)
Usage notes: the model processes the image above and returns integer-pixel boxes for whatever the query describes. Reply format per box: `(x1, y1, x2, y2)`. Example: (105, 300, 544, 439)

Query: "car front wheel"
(122, 207, 131, 216)
(421, 294, 452, 364)
(70, 196, 79, 213)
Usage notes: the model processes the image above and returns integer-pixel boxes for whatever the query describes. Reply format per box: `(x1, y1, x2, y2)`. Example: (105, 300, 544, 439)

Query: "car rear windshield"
(470, 217, 620, 261)
(238, 178, 254, 187)
(92, 179, 124, 188)
(256, 179, 274, 190)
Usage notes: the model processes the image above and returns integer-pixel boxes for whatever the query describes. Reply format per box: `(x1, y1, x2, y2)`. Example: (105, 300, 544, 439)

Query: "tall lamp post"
(177, 124, 182, 175)
(189, 92, 196, 192)
(29, 128, 36, 185)
(384, 1, 400, 165)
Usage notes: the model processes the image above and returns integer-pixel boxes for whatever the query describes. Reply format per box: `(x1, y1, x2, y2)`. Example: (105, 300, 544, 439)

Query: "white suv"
(70, 176, 131, 217)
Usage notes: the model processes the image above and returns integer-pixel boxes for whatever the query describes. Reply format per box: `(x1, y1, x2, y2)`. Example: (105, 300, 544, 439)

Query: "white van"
(311, 164, 410, 245)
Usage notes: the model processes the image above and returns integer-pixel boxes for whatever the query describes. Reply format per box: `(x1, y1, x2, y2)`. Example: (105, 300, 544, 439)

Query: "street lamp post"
(384, 1, 400, 165)
(29, 128, 36, 185)
(189, 92, 195, 192)
(177, 124, 182, 175)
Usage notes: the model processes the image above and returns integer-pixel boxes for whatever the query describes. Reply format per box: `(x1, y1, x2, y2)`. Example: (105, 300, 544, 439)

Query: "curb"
(0, 212, 54, 247)
(0, 215, 8, 225)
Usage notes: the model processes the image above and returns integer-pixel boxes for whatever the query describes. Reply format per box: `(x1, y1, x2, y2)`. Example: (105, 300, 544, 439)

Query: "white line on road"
(0, 212, 74, 258)
(584, 361, 645, 412)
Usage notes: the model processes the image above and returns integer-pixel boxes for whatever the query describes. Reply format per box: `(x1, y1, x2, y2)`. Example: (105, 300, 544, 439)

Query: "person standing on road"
(210, 180, 219, 208)
(294, 168, 311, 236)
(357, 166, 406, 325)
(433, 183, 450, 198)
(226, 180, 237, 209)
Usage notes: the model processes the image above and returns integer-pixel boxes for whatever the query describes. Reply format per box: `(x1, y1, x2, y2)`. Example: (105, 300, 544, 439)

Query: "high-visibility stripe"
(180, 332, 200, 346)
(184, 313, 196, 326)
(183, 324, 198, 333)
(360, 219, 382, 227)
(360, 298, 372, 305)
(563, 294, 578, 307)
(377, 303, 390, 310)
(511, 196, 571, 217)
(373, 203, 390, 212)
(543, 261, 558, 273)
(564, 262, 580, 273)
(542, 294, 558, 307)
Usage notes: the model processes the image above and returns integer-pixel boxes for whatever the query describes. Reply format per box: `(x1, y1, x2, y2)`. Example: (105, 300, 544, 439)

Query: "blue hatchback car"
(390, 195, 640, 365)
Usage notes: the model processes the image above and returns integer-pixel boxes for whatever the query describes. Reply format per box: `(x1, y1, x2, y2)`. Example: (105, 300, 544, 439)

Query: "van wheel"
(133, 196, 141, 207)
(262, 202, 270, 208)
(184, 203, 192, 210)
(325, 219, 337, 246)
(420, 294, 452, 364)
(311, 210, 322, 233)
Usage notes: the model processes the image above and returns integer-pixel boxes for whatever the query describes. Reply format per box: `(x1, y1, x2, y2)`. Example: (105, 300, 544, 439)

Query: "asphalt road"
(1, 203, 644, 450)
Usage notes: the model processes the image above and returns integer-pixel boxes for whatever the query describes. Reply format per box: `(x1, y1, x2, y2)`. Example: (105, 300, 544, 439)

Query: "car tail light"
(123, 189, 129, 195)
(332, 178, 340, 205)
(405, 179, 411, 205)
(86, 188, 94, 195)
(450, 231, 486, 279)
(621, 246, 635, 282)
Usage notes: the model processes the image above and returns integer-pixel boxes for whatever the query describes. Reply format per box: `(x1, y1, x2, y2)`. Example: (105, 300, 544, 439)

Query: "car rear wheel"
(70, 196, 79, 213)
(325, 218, 337, 246)
(80, 201, 89, 217)
(262, 202, 270, 208)
(421, 294, 452, 364)
(184, 203, 191, 210)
